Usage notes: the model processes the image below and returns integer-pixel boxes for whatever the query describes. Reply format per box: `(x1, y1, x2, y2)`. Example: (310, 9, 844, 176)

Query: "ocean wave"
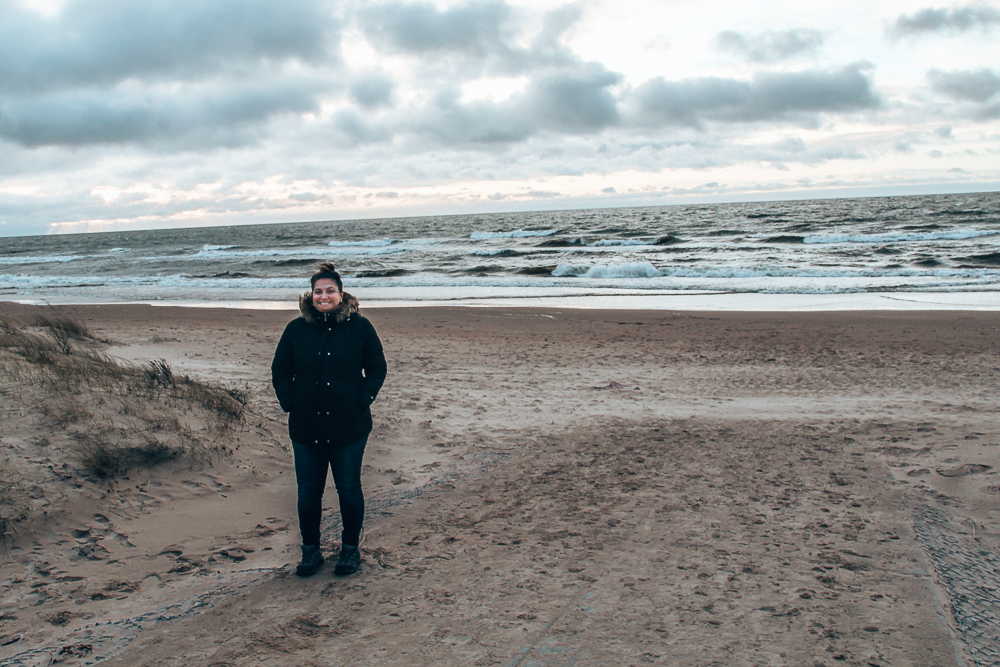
(201, 244, 237, 251)
(590, 235, 680, 247)
(803, 229, 997, 244)
(470, 229, 560, 240)
(0, 254, 85, 265)
(4, 267, 1000, 297)
(473, 249, 524, 256)
(550, 263, 1000, 280)
(589, 238, 658, 247)
(189, 245, 407, 260)
(553, 262, 665, 278)
(108, 248, 130, 253)
(191, 247, 326, 259)
(328, 238, 397, 247)
(0, 273, 305, 289)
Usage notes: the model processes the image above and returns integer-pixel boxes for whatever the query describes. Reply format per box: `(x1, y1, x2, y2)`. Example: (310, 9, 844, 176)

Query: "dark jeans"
(292, 436, 367, 547)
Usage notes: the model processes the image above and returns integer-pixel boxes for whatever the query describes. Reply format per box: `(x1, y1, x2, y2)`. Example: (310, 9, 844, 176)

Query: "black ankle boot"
(296, 545, 324, 577)
(334, 544, 360, 575)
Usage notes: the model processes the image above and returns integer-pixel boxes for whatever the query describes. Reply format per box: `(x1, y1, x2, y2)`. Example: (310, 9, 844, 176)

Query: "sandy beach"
(1, 301, 999, 666)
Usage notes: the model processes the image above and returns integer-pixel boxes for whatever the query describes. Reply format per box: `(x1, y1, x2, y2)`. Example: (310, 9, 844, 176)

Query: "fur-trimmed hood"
(298, 291, 360, 325)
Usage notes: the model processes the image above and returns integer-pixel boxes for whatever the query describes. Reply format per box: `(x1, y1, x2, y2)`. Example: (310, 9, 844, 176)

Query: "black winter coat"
(271, 292, 387, 447)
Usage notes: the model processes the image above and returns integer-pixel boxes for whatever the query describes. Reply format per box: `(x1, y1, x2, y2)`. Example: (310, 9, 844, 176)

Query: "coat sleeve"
(270, 323, 296, 413)
(360, 322, 387, 406)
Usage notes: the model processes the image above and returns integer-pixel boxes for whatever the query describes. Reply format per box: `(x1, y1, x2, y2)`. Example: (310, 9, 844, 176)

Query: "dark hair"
(310, 263, 343, 292)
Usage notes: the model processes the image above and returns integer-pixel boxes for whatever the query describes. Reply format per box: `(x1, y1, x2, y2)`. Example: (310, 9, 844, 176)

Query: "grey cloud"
(361, 0, 515, 57)
(633, 63, 879, 128)
(978, 103, 1000, 119)
(350, 75, 395, 108)
(407, 87, 533, 144)
(402, 64, 620, 145)
(525, 66, 621, 132)
(713, 29, 823, 63)
(0, 0, 338, 94)
(889, 4, 1000, 37)
(532, 3, 584, 54)
(332, 109, 393, 146)
(0, 77, 324, 147)
(359, 1, 581, 75)
(927, 68, 1000, 102)
(935, 124, 953, 138)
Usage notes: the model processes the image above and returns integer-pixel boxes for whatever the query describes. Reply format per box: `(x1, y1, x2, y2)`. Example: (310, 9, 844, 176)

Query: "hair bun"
(316, 262, 337, 273)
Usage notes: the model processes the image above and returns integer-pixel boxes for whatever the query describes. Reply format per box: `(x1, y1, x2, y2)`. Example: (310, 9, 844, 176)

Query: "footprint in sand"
(936, 463, 992, 477)
(906, 468, 930, 478)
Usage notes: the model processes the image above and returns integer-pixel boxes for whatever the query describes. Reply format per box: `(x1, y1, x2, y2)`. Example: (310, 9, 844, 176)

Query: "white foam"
(327, 238, 398, 247)
(551, 263, 1000, 280)
(803, 229, 997, 244)
(588, 238, 660, 247)
(552, 262, 664, 278)
(187, 245, 407, 259)
(470, 229, 560, 240)
(0, 254, 84, 265)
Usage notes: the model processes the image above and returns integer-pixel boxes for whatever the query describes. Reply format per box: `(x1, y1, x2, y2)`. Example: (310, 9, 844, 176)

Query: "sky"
(1, 0, 998, 236)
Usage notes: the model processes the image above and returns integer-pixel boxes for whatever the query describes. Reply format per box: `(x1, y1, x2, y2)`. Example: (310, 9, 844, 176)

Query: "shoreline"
(6, 289, 1000, 311)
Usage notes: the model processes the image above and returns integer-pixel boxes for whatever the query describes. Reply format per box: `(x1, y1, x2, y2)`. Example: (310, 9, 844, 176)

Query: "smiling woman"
(270, 262, 387, 577)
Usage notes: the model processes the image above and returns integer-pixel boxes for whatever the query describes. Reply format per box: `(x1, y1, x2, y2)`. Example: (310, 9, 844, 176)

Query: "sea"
(3, 191, 1000, 311)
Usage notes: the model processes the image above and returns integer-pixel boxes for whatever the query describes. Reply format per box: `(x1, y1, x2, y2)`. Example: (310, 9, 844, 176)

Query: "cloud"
(524, 65, 622, 132)
(927, 68, 1000, 102)
(404, 87, 533, 145)
(359, 0, 582, 76)
(0, 0, 338, 94)
(632, 63, 879, 128)
(399, 62, 621, 145)
(0, 76, 325, 147)
(713, 29, 824, 63)
(331, 109, 393, 146)
(978, 102, 1000, 119)
(361, 0, 516, 57)
(349, 74, 395, 108)
(0, 0, 340, 149)
(888, 4, 1000, 37)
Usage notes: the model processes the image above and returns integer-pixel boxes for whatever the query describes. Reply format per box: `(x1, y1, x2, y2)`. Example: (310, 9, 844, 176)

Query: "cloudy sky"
(1, 0, 998, 236)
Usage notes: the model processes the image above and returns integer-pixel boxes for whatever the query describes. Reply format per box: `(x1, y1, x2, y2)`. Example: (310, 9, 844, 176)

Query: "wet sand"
(1, 302, 999, 666)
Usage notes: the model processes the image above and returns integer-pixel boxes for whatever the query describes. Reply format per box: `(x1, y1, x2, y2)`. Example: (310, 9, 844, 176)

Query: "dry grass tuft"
(0, 316, 249, 490)
(0, 458, 27, 539)
(31, 315, 96, 340)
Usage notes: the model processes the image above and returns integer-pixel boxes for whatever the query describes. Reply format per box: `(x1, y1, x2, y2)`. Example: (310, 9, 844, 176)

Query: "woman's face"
(312, 278, 343, 312)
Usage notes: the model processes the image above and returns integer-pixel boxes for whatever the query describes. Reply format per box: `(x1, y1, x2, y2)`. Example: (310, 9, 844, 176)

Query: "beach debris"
(58, 643, 93, 657)
(364, 546, 394, 569)
(936, 463, 992, 477)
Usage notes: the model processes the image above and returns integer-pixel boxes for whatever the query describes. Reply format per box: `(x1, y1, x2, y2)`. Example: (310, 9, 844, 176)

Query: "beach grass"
(0, 314, 249, 536)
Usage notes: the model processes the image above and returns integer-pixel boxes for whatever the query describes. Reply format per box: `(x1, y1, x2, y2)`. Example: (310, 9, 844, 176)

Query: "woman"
(271, 263, 387, 576)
